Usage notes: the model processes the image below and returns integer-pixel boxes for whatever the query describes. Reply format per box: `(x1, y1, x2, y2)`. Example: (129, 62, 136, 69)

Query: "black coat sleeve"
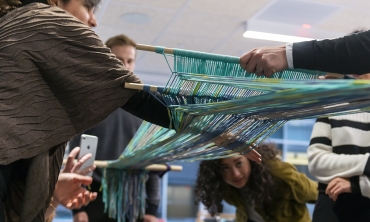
(145, 173, 161, 216)
(121, 91, 171, 129)
(293, 30, 370, 74)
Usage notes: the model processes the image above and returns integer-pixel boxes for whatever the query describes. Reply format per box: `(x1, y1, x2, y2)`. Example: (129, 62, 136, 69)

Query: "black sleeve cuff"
(363, 156, 370, 177)
(350, 176, 361, 194)
(145, 203, 159, 216)
(122, 91, 171, 129)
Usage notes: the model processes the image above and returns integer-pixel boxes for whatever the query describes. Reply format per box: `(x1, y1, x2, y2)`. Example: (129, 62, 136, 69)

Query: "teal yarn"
(102, 168, 147, 222)
(172, 48, 324, 79)
(102, 45, 370, 222)
(174, 48, 240, 64)
(154, 46, 165, 54)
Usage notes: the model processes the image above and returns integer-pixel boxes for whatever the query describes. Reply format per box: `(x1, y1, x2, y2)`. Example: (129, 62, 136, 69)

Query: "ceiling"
(93, 0, 370, 85)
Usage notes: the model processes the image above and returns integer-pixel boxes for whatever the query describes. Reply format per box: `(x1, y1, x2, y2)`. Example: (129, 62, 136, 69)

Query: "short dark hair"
(82, 0, 100, 10)
(1, 0, 100, 17)
(105, 34, 136, 49)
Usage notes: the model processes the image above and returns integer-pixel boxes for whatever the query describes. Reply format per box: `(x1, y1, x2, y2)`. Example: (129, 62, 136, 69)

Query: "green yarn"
(102, 45, 370, 222)
(102, 168, 147, 222)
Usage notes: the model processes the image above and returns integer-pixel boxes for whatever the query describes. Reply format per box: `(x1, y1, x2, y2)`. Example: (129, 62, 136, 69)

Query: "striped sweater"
(307, 113, 370, 198)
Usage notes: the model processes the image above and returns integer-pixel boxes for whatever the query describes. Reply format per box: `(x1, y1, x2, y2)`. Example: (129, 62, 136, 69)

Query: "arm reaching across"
(239, 30, 370, 77)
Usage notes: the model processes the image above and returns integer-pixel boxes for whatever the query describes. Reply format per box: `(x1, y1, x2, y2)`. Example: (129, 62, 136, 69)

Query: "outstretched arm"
(240, 30, 370, 76)
(122, 91, 171, 128)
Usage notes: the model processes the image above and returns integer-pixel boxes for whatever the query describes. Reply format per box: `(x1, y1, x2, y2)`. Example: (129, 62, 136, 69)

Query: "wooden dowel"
(124, 82, 159, 92)
(136, 44, 174, 55)
(62, 159, 182, 172)
(124, 82, 145, 90)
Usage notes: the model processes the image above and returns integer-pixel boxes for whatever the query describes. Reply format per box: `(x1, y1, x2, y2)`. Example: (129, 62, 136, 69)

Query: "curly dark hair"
(195, 142, 281, 216)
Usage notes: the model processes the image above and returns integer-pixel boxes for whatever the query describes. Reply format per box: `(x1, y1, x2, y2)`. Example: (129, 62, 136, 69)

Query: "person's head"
(105, 35, 136, 71)
(195, 142, 280, 215)
(47, 0, 98, 27)
(0, 0, 99, 27)
(219, 154, 252, 189)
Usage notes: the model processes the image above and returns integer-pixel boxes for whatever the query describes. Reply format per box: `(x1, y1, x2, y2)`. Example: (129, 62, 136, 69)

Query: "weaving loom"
(101, 44, 370, 221)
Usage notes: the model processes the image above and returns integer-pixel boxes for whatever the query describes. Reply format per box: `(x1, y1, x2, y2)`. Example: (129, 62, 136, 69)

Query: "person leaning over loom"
(70, 34, 160, 222)
(195, 143, 318, 222)
(239, 30, 370, 77)
(0, 0, 173, 221)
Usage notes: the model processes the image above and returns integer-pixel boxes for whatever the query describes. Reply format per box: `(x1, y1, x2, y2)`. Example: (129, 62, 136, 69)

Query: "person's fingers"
(252, 149, 261, 157)
(245, 51, 261, 74)
(240, 46, 288, 77)
(90, 192, 97, 201)
(331, 186, 342, 201)
(250, 149, 261, 161)
(256, 59, 268, 77)
(71, 153, 93, 173)
(82, 191, 91, 206)
(62, 190, 97, 209)
(72, 174, 93, 186)
(329, 184, 340, 200)
(332, 195, 337, 201)
(78, 165, 96, 176)
(246, 149, 262, 163)
(65, 202, 72, 209)
(251, 149, 261, 162)
(255, 62, 264, 76)
(240, 51, 253, 70)
(82, 191, 97, 206)
(74, 193, 84, 209)
(326, 179, 337, 194)
(246, 153, 257, 162)
(63, 147, 80, 173)
(261, 56, 275, 77)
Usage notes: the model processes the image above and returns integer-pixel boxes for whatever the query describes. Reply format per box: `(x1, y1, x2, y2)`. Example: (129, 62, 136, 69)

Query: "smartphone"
(78, 134, 98, 176)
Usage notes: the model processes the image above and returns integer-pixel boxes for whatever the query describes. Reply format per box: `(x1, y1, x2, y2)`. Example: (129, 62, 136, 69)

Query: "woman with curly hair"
(195, 143, 318, 222)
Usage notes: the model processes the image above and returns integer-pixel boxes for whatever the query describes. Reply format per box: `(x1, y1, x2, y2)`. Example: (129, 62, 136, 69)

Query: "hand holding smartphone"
(78, 134, 98, 176)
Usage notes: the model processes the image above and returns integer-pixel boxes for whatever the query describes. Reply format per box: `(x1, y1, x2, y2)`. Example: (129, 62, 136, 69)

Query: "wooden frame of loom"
(62, 159, 183, 171)
(135, 44, 347, 79)
(136, 44, 174, 54)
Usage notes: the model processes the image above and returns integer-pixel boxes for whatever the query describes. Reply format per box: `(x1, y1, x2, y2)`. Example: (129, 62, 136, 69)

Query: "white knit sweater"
(308, 113, 370, 198)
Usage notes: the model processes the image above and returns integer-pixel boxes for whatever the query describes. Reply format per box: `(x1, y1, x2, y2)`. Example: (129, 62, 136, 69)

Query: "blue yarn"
(143, 85, 150, 92)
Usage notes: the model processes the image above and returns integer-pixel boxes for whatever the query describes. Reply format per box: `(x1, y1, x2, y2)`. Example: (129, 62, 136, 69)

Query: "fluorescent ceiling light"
(243, 31, 314, 43)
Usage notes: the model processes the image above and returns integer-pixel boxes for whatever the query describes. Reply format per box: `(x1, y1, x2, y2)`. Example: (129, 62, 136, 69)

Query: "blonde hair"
(105, 34, 136, 49)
